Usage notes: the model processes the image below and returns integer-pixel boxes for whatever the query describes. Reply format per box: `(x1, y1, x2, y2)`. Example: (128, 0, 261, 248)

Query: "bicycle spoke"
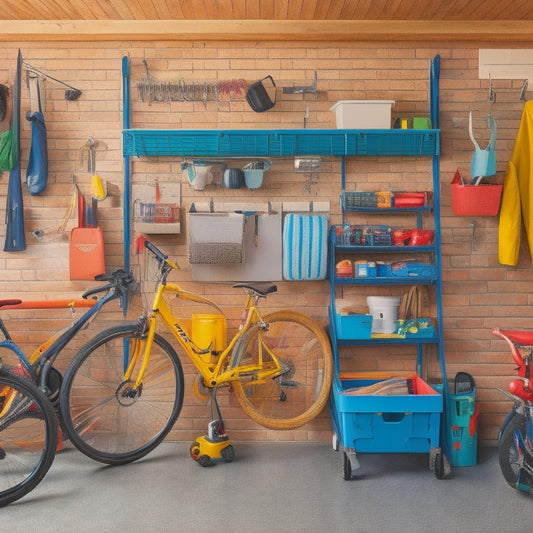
(61, 324, 184, 465)
(232, 310, 332, 429)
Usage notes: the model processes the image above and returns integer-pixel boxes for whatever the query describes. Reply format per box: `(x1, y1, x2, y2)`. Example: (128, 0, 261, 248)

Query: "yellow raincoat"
(499, 100, 533, 266)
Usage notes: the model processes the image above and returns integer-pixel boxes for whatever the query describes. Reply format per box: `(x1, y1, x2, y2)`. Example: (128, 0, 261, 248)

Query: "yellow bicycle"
(59, 240, 333, 465)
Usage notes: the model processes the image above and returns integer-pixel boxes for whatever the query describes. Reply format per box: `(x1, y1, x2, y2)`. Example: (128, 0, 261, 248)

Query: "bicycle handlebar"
(82, 269, 135, 300)
(145, 240, 168, 262)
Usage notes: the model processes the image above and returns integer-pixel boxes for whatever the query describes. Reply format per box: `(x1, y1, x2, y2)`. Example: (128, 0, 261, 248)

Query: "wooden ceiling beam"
(1, 19, 533, 41)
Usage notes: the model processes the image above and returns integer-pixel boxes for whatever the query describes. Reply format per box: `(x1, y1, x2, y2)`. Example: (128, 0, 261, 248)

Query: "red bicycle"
(492, 327, 533, 494)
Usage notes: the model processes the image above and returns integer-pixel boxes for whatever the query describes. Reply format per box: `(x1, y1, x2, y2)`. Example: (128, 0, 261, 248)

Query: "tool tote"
(70, 188, 105, 280)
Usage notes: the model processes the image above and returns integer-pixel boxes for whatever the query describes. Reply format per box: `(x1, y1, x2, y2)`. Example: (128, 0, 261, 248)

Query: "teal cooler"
(450, 388, 480, 466)
(437, 383, 480, 466)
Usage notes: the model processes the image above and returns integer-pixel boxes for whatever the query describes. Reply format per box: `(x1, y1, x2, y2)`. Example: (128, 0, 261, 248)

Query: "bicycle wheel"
(0, 369, 58, 507)
(60, 323, 184, 465)
(231, 310, 333, 430)
(498, 412, 533, 491)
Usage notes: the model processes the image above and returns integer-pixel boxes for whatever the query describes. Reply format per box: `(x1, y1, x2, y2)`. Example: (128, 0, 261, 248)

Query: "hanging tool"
(23, 61, 82, 100)
(430, 55, 440, 128)
(4, 50, 26, 252)
(82, 137, 107, 200)
(32, 187, 77, 241)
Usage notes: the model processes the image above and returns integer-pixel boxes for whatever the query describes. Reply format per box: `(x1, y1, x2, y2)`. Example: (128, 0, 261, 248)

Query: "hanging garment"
(469, 111, 497, 180)
(26, 76, 48, 195)
(499, 101, 533, 266)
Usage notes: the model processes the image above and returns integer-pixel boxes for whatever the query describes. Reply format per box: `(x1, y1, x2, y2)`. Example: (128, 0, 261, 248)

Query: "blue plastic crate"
(334, 312, 373, 340)
(331, 375, 442, 453)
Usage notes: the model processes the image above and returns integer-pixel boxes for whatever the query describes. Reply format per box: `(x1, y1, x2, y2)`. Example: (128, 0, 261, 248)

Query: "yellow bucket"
(191, 314, 227, 360)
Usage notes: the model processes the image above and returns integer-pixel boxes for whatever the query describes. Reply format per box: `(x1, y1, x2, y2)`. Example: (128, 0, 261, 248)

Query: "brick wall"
(0, 40, 529, 446)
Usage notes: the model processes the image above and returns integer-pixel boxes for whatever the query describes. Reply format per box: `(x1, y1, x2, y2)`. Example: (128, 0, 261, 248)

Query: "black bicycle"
(0, 269, 135, 506)
(0, 365, 58, 507)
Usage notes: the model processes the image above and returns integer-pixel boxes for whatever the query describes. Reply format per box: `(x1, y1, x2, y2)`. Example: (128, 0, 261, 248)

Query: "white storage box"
(330, 100, 395, 129)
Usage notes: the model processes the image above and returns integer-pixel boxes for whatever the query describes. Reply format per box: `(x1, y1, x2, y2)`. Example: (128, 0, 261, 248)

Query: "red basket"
(450, 170, 503, 216)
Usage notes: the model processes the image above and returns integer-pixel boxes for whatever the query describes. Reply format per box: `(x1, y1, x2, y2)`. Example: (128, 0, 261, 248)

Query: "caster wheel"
(342, 451, 352, 480)
(342, 450, 360, 480)
(430, 447, 450, 479)
(190, 441, 201, 461)
(221, 445, 235, 463)
(434, 452, 445, 479)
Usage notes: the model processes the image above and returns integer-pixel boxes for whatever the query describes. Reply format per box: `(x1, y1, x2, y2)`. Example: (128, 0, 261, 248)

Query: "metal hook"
(520, 79, 528, 101)
(469, 221, 477, 252)
(22, 61, 82, 100)
(488, 74, 496, 103)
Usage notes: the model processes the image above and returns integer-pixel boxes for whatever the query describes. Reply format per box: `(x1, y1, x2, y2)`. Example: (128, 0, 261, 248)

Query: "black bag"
(246, 76, 276, 112)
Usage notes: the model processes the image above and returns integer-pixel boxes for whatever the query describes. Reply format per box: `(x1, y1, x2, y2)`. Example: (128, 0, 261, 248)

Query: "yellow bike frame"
(127, 280, 285, 391)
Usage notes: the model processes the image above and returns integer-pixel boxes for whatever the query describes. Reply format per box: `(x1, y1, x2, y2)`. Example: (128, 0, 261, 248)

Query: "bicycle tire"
(498, 412, 533, 491)
(231, 310, 333, 430)
(59, 323, 184, 465)
(0, 369, 58, 507)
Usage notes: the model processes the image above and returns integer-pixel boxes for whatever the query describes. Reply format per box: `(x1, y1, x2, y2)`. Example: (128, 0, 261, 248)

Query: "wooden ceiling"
(2, 0, 533, 21)
(1, 0, 533, 42)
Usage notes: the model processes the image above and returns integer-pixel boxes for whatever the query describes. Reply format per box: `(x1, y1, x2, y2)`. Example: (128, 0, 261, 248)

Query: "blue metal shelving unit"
(327, 54, 449, 480)
(120, 53, 449, 477)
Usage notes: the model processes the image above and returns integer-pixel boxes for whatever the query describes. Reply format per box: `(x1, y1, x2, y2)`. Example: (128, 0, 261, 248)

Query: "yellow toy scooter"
(190, 419, 234, 467)
(190, 391, 234, 467)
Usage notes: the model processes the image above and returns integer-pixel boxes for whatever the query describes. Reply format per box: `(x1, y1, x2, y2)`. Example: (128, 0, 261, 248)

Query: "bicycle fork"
(117, 318, 155, 400)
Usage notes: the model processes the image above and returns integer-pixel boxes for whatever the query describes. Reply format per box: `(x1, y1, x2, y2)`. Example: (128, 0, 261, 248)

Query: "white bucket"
(367, 296, 401, 334)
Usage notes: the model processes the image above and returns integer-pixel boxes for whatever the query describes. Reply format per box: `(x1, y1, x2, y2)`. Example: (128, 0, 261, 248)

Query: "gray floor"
(2, 441, 531, 533)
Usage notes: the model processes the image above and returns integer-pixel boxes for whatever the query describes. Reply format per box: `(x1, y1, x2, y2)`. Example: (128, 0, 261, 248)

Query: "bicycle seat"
(498, 328, 533, 346)
(0, 299, 22, 309)
(233, 282, 277, 296)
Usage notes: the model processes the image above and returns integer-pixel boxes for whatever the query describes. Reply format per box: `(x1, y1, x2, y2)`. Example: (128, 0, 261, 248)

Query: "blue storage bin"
(330, 375, 443, 453)
(334, 312, 373, 340)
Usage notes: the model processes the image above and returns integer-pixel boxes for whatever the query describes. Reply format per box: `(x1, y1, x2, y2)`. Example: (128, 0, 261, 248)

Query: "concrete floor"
(2, 441, 531, 533)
